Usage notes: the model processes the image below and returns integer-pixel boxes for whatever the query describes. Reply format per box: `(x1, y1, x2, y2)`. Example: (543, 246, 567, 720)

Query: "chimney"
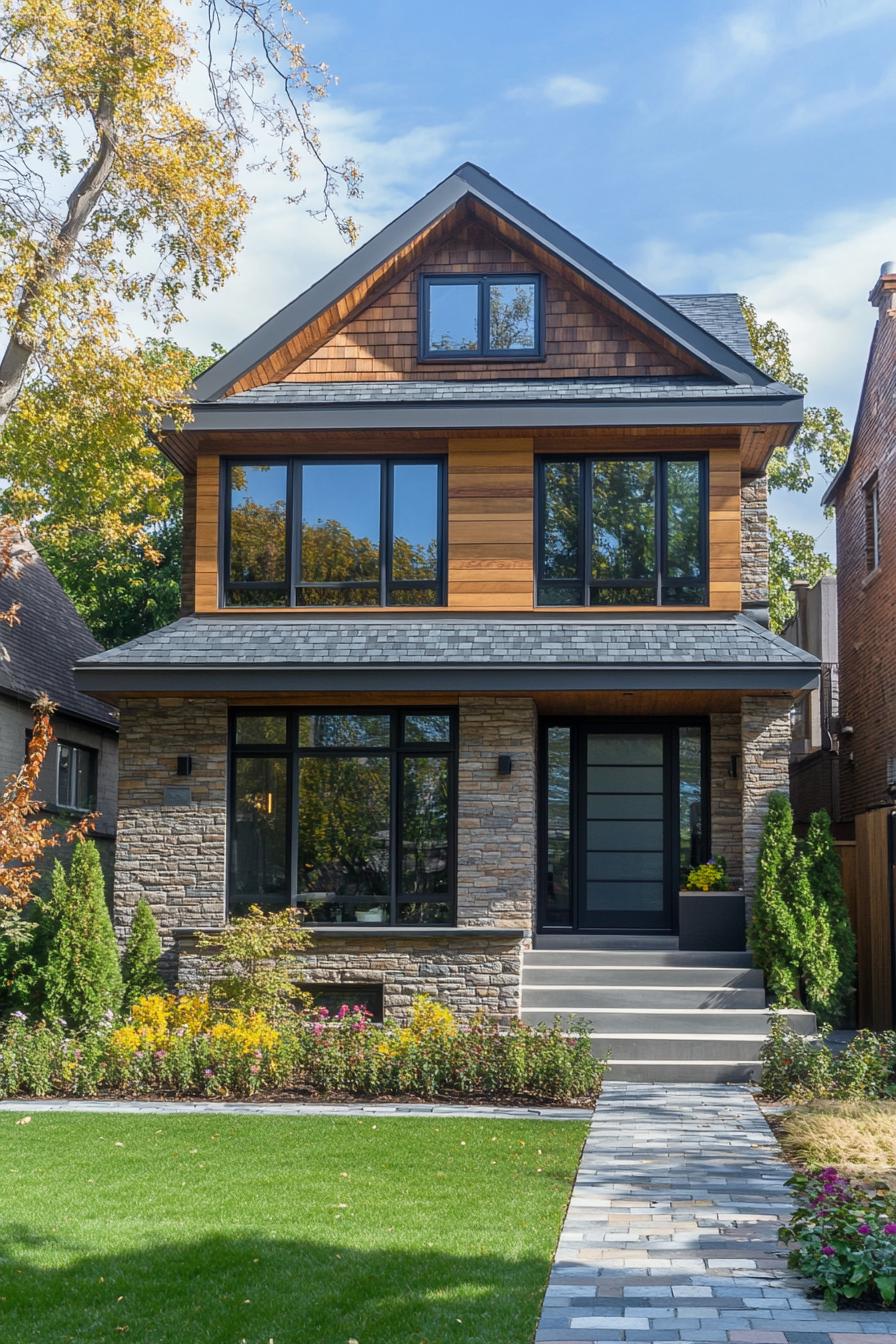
(870, 259, 896, 315)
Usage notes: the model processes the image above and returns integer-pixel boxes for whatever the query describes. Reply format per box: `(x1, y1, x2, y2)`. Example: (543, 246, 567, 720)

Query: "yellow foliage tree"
(0, 0, 361, 431)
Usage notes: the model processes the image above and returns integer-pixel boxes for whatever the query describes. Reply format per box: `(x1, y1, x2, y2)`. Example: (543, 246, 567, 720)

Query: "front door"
(580, 728, 670, 931)
(540, 718, 708, 934)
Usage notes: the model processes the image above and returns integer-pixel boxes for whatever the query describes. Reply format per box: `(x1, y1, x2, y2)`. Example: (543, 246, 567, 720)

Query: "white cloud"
(785, 60, 896, 130)
(507, 73, 607, 108)
(637, 202, 896, 421)
(681, 0, 896, 100)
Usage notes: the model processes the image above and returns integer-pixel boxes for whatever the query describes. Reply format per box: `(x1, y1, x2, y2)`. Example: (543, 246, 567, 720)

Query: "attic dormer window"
(420, 274, 543, 359)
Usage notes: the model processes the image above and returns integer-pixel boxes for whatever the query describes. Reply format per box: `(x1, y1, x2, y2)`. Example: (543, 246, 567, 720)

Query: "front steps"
(520, 945, 815, 1083)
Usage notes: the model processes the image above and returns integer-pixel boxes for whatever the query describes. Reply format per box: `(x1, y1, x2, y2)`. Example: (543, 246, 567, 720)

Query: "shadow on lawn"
(0, 1227, 552, 1344)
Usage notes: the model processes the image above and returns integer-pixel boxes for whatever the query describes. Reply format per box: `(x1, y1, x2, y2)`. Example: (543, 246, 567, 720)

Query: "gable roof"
(191, 163, 771, 403)
(0, 537, 117, 729)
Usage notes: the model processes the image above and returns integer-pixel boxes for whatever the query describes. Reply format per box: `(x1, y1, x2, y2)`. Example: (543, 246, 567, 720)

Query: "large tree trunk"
(0, 107, 117, 433)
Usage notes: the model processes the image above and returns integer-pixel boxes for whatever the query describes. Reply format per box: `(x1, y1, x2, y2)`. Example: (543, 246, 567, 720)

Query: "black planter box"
(678, 890, 745, 952)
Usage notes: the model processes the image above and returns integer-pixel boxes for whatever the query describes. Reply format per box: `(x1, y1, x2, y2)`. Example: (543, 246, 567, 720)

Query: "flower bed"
(0, 993, 604, 1106)
(760, 1011, 896, 1101)
(780, 1166, 896, 1309)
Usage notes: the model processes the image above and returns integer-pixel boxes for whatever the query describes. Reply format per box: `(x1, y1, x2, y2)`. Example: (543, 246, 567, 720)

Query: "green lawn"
(0, 1111, 587, 1344)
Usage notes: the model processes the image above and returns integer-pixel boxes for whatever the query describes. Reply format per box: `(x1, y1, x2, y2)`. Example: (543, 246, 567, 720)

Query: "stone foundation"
(175, 932, 524, 1021)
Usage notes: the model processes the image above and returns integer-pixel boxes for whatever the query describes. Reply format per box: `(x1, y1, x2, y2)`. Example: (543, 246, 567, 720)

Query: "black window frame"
(228, 707, 458, 925)
(536, 715, 711, 934)
(535, 452, 709, 607)
(56, 740, 98, 813)
(419, 273, 545, 361)
(221, 456, 447, 607)
(865, 472, 881, 573)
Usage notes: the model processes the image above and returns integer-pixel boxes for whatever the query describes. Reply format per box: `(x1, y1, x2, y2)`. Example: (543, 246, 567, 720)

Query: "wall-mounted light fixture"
(176, 755, 193, 776)
(497, 754, 513, 776)
(727, 754, 740, 780)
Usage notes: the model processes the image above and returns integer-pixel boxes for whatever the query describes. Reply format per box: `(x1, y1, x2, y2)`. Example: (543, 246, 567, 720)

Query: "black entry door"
(580, 728, 671, 931)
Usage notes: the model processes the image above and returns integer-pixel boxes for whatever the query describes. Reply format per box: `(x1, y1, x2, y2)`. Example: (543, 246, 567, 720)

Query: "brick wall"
(286, 220, 698, 383)
(113, 697, 228, 975)
(834, 273, 896, 820)
(177, 933, 524, 1021)
(741, 475, 769, 607)
(741, 696, 792, 899)
(457, 697, 536, 927)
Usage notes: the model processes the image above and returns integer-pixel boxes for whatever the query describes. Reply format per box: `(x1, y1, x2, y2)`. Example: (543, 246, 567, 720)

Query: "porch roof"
(74, 613, 820, 696)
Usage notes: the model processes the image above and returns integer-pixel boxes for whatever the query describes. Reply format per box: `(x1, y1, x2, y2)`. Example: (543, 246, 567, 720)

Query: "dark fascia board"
(75, 662, 819, 695)
(173, 392, 804, 435)
(821, 461, 847, 507)
(191, 161, 769, 403)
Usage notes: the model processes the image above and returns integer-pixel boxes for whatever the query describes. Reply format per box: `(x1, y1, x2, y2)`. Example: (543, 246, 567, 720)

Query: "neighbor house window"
(229, 710, 456, 924)
(420, 274, 543, 359)
(57, 742, 97, 812)
(865, 473, 881, 572)
(223, 458, 445, 606)
(537, 454, 708, 606)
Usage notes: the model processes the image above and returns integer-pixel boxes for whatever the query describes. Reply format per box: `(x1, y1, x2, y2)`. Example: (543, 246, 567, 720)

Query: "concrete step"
(521, 985, 767, 1010)
(521, 964, 764, 988)
(521, 1006, 816, 1035)
(585, 1033, 769, 1062)
(534, 934, 680, 950)
(524, 949, 755, 968)
(603, 1059, 761, 1083)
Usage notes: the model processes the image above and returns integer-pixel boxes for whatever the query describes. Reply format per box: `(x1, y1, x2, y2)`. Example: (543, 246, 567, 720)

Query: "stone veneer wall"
(177, 933, 523, 1020)
(456, 696, 536, 927)
(741, 695, 792, 902)
(741, 475, 769, 606)
(709, 712, 743, 887)
(113, 697, 228, 976)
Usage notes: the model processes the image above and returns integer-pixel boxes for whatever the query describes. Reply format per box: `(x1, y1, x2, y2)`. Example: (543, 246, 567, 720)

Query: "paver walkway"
(537, 1082, 896, 1343)
(0, 1097, 588, 1120)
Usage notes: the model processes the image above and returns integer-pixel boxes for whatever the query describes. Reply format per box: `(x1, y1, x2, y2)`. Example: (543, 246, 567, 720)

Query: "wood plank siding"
(191, 435, 742, 614)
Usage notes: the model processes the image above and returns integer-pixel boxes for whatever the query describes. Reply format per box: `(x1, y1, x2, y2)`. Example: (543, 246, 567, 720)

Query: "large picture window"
(537, 454, 708, 607)
(229, 709, 456, 925)
(420, 274, 543, 359)
(223, 457, 445, 607)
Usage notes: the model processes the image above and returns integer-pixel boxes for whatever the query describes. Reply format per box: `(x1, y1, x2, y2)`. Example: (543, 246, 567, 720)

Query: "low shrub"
(760, 1011, 896, 1101)
(0, 992, 604, 1105)
(780, 1166, 896, 1309)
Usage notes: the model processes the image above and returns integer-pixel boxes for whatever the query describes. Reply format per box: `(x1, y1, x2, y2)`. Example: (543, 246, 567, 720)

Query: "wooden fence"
(840, 809, 895, 1029)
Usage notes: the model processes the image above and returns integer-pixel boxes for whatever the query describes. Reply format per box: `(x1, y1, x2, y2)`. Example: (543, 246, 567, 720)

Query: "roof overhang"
(75, 661, 818, 696)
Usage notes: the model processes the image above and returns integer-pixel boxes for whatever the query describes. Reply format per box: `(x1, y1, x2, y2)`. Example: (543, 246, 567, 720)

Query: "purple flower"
(11, 1011, 27, 1022)
(858, 1223, 872, 1235)
(820, 1167, 839, 1181)
(154, 1050, 166, 1060)
(885, 1224, 896, 1236)
(203, 1068, 214, 1078)
(821, 1245, 836, 1257)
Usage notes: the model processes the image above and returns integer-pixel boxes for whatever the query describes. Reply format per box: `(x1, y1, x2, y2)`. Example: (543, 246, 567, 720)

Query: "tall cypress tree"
(748, 792, 803, 1004)
(42, 842, 123, 1029)
(803, 809, 856, 1024)
(122, 898, 164, 1005)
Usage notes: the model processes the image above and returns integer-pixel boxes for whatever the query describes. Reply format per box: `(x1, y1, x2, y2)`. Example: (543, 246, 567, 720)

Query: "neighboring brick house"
(781, 575, 840, 825)
(74, 165, 819, 1078)
(0, 535, 118, 888)
(823, 262, 896, 819)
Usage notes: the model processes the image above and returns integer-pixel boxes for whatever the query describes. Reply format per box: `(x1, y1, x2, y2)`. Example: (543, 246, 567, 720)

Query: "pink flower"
(821, 1245, 835, 1256)
(154, 1050, 166, 1060)
(311, 1023, 324, 1037)
(249, 1064, 260, 1074)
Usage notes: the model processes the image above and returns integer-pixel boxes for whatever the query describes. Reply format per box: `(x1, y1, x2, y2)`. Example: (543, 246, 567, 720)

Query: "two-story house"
(74, 165, 819, 1078)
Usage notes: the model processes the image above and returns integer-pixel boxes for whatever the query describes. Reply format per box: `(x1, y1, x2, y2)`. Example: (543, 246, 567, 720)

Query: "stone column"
(741, 695, 792, 902)
(741, 475, 769, 607)
(710, 712, 743, 887)
(456, 696, 537, 932)
(113, 696, 228, 974)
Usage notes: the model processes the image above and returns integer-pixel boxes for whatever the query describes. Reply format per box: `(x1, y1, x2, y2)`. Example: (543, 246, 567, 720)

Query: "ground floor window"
(540, 718, 709, 933)
(299, 983, 384, 1021)
(229, 709, 456, 925)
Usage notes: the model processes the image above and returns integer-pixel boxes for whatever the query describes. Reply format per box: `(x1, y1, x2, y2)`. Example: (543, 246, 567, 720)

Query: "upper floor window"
(865, 473, 881, 573)
(224, 458, 445, 607)
(57, 741, 97, 812)
(537, 454, 708, 606)
(420, 274, 543, 359)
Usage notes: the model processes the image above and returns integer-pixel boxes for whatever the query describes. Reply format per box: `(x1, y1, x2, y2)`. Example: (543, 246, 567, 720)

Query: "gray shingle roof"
(663, 294, 754, 362)
(224, 376, 799, 407)
(0, 538, 117, 728)
(75, 614, 818, 696)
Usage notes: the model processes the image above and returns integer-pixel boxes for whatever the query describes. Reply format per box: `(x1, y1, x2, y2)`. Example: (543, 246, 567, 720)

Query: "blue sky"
(175, 0, 896, 551)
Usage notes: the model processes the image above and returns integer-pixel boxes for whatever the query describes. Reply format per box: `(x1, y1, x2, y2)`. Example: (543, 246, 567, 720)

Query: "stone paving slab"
(0, 1097, 590, 1120)
(536, 1082, 896, 1343)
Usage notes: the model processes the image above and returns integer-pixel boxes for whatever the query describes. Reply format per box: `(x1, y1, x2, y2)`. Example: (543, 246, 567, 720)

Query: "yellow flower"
(170, 994, 210, 1033)
(408, 994, 457, 1040)
(109, 1025, 141, 1055)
